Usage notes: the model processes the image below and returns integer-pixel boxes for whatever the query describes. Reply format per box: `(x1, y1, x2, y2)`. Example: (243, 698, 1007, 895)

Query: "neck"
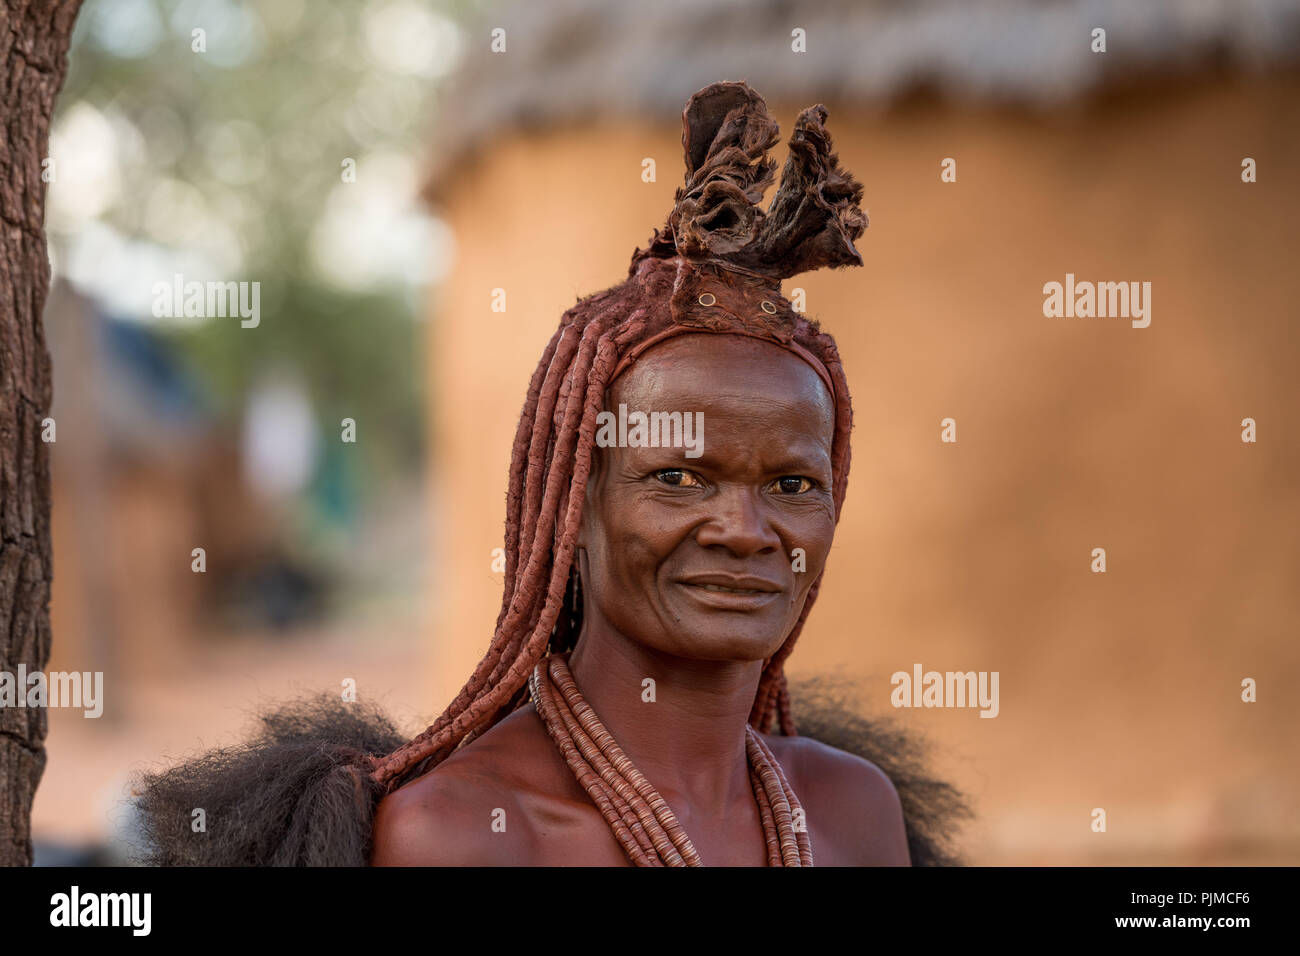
(565, 622, 762, 819)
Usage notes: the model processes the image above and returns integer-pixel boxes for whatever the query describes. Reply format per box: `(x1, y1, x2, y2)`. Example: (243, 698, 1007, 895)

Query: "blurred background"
(33, 0, 1300, 865)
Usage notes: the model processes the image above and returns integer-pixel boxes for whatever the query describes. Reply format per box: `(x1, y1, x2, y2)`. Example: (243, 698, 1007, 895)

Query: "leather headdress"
(611, 80, 868, 399)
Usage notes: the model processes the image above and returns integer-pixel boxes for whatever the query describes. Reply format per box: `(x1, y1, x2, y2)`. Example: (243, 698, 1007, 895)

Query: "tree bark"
(0, 0, 82, 867)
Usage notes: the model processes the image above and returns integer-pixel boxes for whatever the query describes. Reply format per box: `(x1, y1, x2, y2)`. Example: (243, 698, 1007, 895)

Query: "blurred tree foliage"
(53, 0, 482, 509)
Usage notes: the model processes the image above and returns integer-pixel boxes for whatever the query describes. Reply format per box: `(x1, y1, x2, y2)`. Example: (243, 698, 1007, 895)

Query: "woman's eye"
(655, 469, 701, 487)
(771, 476, 815, 495)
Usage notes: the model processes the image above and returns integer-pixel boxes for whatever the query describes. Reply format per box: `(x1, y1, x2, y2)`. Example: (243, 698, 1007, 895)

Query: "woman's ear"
(575, 493, 594, 549)
(576, 443, 605, 550)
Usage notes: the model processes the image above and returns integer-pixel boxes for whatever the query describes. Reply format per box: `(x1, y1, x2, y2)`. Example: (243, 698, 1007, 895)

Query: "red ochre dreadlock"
(370, 79, 867, 792)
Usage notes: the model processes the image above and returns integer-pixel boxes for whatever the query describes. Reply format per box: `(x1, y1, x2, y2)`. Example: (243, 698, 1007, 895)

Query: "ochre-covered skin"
(372, 335, 909, 865)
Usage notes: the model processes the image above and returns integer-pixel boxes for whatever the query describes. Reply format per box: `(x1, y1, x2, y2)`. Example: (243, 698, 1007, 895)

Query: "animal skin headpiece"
(612, 80, 867, 403)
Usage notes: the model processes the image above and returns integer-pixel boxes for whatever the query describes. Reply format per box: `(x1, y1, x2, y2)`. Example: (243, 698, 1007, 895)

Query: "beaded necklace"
(528, 653, 814, 866)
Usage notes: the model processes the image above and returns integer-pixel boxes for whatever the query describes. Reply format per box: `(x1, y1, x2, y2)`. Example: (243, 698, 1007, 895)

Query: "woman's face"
(576, 333, 837, 662)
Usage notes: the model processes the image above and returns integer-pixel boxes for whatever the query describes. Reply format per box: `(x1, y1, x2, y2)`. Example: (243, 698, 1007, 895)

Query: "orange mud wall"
(424, 72, 1300, 863)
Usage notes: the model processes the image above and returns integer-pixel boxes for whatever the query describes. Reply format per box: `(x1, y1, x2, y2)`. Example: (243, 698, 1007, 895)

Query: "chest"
(515, 782, 849, 866)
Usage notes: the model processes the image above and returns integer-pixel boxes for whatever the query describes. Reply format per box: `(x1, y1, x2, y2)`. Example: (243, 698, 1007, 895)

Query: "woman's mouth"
(694, 583, 768, 595)
(676, 575, 783, 610)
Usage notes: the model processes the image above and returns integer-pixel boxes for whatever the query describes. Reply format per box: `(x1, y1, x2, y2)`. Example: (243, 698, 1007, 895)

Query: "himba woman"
(136, 80, 970, 867)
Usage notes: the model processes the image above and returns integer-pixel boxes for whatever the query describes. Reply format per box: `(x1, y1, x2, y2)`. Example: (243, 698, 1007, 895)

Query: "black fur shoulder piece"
(787, 676, 973, 866)
(131, 695, 402, 866)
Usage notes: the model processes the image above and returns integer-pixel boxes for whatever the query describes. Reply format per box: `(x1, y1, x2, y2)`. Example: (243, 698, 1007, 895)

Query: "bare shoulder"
(370, 752, 516, 866)
(371, 707, 560, 866)
(762, 732, 911, 866)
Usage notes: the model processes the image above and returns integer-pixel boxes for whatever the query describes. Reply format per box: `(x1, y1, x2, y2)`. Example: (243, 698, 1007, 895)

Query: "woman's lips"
(676, 575, 782, 610)
(693, 582, 769, 595)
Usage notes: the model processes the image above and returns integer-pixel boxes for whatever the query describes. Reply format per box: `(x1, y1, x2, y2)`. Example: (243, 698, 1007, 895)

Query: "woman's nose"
(693, 487, 782, 557)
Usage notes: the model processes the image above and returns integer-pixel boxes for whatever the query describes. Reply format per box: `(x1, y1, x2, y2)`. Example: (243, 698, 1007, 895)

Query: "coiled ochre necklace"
(529, 653, 813, 866)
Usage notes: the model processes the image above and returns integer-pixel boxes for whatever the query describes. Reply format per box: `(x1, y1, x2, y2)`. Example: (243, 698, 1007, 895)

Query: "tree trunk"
(0, 0, 82, 867)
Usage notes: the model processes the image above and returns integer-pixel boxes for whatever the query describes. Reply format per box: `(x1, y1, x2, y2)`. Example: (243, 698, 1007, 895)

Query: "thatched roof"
(423, 0, 1300, 200)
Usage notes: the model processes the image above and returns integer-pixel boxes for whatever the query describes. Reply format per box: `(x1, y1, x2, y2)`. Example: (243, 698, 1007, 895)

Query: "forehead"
(608, 333, 834, 437)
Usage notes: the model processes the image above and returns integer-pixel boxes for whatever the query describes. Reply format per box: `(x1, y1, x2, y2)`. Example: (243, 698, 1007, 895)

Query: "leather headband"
(609, 326, 837, 404)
